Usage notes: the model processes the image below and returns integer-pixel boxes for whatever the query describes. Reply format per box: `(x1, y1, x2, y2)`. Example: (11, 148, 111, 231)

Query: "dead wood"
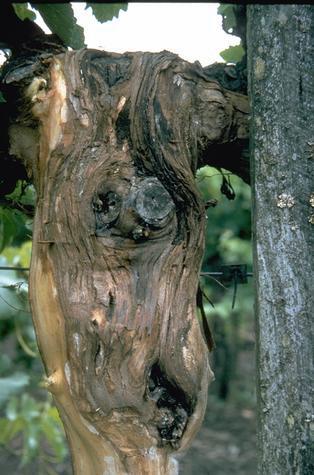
(3, 49, 249, 474)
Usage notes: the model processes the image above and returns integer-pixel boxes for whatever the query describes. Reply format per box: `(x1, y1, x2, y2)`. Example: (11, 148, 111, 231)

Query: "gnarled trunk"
(6, 49, 249, 473)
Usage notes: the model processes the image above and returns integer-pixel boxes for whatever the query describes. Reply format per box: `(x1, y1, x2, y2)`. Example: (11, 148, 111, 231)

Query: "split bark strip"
(248, 5, 314, 474)
(6, 50, 249, 474)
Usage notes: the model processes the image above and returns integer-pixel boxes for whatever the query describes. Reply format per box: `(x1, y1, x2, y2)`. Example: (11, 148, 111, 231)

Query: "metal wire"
(0, 266, 30, 271)
(0, 266, 254, 277)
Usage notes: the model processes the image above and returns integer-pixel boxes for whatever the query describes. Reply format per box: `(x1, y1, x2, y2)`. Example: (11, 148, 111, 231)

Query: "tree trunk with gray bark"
(248, 5, 314, 474)
(3, 48, 249, 473)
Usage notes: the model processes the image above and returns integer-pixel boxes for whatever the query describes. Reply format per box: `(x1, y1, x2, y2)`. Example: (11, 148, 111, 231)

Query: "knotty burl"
(8, 48, 248, 473)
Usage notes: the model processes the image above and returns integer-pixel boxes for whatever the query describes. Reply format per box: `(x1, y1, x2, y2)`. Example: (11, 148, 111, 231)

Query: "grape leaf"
(31, 3, 85, 49)
(220, 45, 244, 64)
(86, 3, 128, 23)
(0, 208, 16, 252)
(13, 3, 36, 22)
(217, 4, 236, 34)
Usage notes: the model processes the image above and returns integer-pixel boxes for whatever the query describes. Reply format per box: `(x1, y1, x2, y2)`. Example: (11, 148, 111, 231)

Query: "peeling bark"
(4, 49, 249, 473)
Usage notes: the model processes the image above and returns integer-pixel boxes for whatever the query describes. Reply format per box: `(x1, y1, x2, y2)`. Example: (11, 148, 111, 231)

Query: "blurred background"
(180, 167, 255, 474)
(0, 4, 255, 474)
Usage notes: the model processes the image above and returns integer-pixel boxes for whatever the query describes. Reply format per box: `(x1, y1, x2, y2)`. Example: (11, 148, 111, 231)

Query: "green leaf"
(31, 4, 85, 49)
(3, 241, 32, 268)
(5, 397, 19, 421)
(0, 417, 25, 444)
(21, 421, 40, 466)
(0, 208, 28, 252)
(0, 394, 67, 464)
(220, 45, 244, 64)
(217, 4, 236, 33)
(41, 411, 66, 461)
(46, 405, 63, 424)
(13, 3, 36, 22)
(217, 5, 230, 15)
(20, 393, 41, 421)
(6, 182, 36, 207)
(86, 3, 128, 23)
(0, 208, 16, 252)
(0, 373, 29, 407)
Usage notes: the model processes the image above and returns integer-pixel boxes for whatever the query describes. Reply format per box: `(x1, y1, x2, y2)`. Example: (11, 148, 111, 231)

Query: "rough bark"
(248, 5, 314, 474)
(4, 49, 249, 473)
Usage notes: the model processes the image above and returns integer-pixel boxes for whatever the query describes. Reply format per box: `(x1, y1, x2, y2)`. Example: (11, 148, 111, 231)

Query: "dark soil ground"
(179, 397, 256, 475)
(179, 341, 257, 475)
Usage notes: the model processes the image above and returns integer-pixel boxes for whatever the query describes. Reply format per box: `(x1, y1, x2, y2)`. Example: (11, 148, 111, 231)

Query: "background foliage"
(0, 4, 253, 472)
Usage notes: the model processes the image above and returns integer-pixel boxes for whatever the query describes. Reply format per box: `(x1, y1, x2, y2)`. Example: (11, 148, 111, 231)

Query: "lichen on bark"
(248, 5, 314, 474)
